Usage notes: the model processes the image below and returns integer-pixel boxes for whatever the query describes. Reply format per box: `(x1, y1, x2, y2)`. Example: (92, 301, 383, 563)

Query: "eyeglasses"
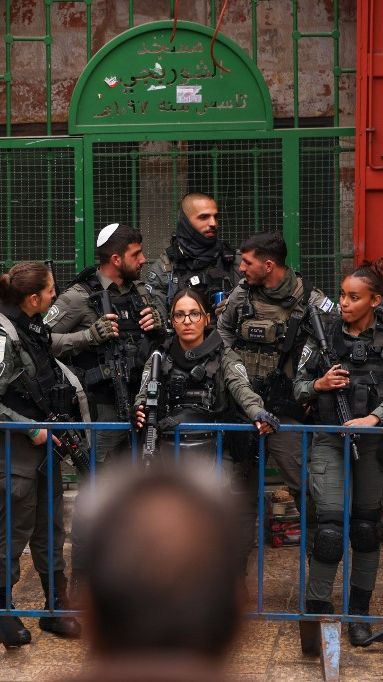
(172, 310, 204, 323)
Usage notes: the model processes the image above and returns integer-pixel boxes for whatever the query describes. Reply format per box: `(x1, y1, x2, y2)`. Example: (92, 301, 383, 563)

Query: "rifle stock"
(309, 305, 359, 461)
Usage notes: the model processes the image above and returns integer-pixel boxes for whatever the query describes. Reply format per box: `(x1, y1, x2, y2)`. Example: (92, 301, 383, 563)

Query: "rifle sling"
(275, 277, 313, 372)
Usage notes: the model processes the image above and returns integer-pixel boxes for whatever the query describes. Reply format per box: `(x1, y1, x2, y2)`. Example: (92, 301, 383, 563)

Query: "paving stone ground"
(1, 490, 383, 681)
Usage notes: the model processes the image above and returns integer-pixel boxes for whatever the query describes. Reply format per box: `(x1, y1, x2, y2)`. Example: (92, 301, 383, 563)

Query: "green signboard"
(69, 20, 273, 135)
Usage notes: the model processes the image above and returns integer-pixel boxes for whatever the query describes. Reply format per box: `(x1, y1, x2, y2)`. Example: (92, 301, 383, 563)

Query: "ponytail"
(0, 262, 49, 306)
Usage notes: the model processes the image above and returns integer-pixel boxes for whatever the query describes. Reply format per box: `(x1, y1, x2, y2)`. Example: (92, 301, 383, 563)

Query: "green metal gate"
(0, 138, 84, 285)
(0, 1, 355, 299)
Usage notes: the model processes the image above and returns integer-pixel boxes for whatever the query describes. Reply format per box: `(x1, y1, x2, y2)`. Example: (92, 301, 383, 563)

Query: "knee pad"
(350, 518, 380, 553)
(313, 524, 344, 564)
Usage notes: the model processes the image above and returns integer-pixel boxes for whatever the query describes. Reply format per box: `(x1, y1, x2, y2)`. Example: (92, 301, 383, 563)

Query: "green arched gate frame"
(0, 11, 354, 300)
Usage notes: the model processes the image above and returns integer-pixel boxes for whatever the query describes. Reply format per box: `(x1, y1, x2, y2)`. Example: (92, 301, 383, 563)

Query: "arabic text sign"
(69, 21, 273, 134)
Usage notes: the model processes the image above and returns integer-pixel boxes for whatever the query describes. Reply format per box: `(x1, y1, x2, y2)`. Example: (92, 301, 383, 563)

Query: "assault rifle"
(89, 289, 134, 421)
(18, 373, 90, 476)
(142, 350, 162, 467)
(309, 305, 360, 461)
(42, 416, 90, 476)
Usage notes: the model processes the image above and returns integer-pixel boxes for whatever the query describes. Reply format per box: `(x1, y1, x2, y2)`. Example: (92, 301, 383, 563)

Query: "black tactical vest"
(164, 241, 236, 308)
(159, 331, 226, 426)
(67, 268, 151, 395)
(1, 316, 60, 421)
(314, 316, 383, 423)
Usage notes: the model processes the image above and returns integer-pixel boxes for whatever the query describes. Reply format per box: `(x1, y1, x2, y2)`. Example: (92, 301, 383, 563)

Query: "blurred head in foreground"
(83, 462, 243, 660)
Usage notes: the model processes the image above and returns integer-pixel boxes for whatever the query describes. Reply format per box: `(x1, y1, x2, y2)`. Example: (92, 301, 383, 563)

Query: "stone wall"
(0, 0, 356, 127)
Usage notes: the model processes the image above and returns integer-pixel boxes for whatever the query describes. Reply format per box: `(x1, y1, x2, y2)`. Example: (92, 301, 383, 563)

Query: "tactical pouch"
(240, 319, 279, 344)
(352, 383, 370, 417)
(262, 371, 306, 422)
(265, 397, 306, 422)
(235, 348, 279, 381)
(50, 383, 76, 416)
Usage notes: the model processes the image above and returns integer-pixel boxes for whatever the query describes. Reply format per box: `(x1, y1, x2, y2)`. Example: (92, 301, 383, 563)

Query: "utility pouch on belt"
(240, 319, 279, 344)
(352, 383, 370, 417)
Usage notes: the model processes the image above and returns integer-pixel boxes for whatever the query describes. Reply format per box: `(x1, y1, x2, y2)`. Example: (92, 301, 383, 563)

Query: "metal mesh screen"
(92, 139, 284, 262)
(299, 137, 355, 299)
(0, 147, 76, 288)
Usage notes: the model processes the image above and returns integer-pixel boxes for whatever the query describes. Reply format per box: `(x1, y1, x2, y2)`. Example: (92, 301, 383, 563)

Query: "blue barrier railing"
(1, 420, 383, 629)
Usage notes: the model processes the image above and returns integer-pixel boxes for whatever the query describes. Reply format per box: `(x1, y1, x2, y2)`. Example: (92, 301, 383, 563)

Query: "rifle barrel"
(308, 305, 360, 462)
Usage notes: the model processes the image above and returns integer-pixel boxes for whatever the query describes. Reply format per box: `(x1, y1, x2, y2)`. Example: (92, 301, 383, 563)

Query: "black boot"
(39, 572, 81, 639)
(348, 586, 372, 647)
(0, 589, 31, 648)
(306, 599, 334, 614)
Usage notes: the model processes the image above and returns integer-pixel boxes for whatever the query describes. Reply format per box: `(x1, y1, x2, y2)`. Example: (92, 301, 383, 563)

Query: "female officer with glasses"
(135, 288, 279, 575)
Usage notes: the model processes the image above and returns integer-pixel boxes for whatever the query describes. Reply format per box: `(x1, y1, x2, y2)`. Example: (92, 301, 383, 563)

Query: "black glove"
(254, 409, 280, 432)
(88, 315, 116, 345)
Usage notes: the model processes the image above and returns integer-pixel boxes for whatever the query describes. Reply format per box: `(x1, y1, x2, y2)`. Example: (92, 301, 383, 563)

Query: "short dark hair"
(0, 261, 50, 306)
(240, 231, 287, 267)
(86, 465, 241, 657)
(96, 225, 142, 265)
(181, 192, 217, 217)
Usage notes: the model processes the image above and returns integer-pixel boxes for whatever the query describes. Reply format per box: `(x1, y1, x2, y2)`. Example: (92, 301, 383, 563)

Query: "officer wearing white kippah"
(45, 224, 165, 600)
(45, 223, 165, 465)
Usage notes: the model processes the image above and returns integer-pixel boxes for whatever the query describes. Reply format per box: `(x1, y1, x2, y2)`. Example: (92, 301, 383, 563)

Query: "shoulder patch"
(44, 305, 60, 325)
(234, 363, 249, 381)
(319, 297, 334, 313)
(0, 362, 5, 378)
(147, 271, 157, 281)
(298, 344, 313, 371)
(145, 283, 153, 294)
(0, 336, 5, 364)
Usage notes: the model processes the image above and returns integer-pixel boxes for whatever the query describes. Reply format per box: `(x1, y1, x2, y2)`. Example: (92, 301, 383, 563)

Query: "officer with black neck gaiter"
(145, 193, 241, 325)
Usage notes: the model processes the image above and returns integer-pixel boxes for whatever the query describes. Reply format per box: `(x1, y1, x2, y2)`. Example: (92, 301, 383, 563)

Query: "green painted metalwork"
(83, 136, 96, 266)
(282, 136, 300, 270)
(131, 150, 138, 228)
(252, 0, 258, 64)
(0, 1, 356, 298)
(292, 0, 356, 127)
(5, 156, 12, 269)
(0, 0, 94, 136)
(0, 138, 84, 282)
(171, 144, 178, 228)
(129, 1, 135, 29)
(210, 1, 216, 28)
(68, 21, 273, 136)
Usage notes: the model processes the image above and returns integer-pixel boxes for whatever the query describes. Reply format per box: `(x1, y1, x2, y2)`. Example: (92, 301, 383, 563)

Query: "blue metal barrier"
(174, 422, 383, 626)
(1, 420, 383, 675)
(0, 421, 134, 619)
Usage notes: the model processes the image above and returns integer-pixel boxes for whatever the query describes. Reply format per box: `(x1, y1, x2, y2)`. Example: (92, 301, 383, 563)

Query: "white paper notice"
(176, 85, 202, 103)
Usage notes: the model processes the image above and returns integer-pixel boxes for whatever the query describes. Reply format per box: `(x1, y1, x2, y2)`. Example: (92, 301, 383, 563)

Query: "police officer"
(217, 231, 332, 500)
(45, 223, 165, 463)
(135, 288, 279, 573)
(294, 260, 383, 646)
(0, 262, 80, 648)
(145, 193, 241, 323)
